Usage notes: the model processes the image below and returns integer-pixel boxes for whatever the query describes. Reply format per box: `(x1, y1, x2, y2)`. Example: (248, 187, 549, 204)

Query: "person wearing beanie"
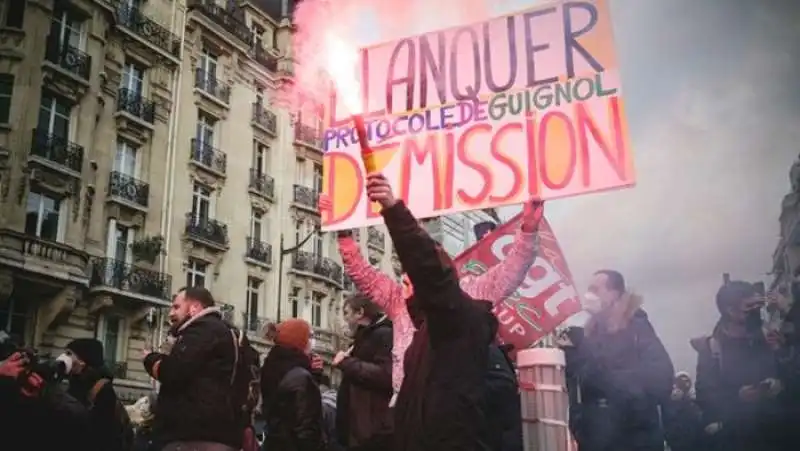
(260, 318, 325, 451)
(61, 338, 130, 451)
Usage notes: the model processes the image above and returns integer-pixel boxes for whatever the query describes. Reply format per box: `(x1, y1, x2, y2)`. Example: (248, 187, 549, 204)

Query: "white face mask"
(582, 292, 604, 314)
(55, 353, 74, 375)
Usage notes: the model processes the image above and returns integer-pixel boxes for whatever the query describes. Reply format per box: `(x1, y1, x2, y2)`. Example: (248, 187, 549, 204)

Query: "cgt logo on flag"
(455, 213, 581, 352)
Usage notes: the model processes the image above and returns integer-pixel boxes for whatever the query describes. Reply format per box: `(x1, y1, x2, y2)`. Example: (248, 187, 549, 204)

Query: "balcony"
(30, 129, 84, 175)
(185, 214, 229, 249)
(114, 4, 181, 60)
(44, 34, 91, 81)
(245, 237, 272, 266)
(108, 172, 149, 209)
(242, 312, 271, 335)
(188, 0, 253, 45)
(0, 229, 90, 284)
(292, 185, 318, 212)
(252, 46, 278, 73)
(252, 104, 277, 136)
(294, 123, 323, 151)
(367, 227, 385, 251)
(90, 257, 172, 303)
(190, 139, 227, 176)
(249, 170, 274, 200)
(194, 68, 231, 105)
(291, 251, 343, 287)
(116, 88, 156, 125)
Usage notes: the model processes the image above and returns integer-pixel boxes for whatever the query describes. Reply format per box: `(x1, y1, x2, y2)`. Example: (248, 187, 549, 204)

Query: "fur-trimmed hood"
(585, 292, 645, 335)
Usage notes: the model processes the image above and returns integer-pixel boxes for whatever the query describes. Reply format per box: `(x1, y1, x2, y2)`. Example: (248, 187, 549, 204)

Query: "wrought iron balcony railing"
(252, 104, 277, 135)
(115, 4, 181, 57)
(367, 227, 385, 250)
(242, 312, 270, 335)
(291, 251, 343, 284)
(117, 88, 156, 124)
(292, 185, 318, 210)
(190, 138, 227, 174)
(188, 0, 253, 45)
(30, 129, 84, 173)
(249, 169, 275, 199)
(194, 68, 231, 103)
(185, 213, 229, 248)
(246, 237, 272, 265)
(109, 171, 149, 207)
(294, 123, 322, 149)
(44, 35, 91, 80)
(252, 46, 278, 72)
(90, 257, 172, 300)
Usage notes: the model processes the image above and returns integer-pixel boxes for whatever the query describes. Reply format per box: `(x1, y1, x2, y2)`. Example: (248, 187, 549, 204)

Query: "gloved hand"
(704, 422, 723, 435)
(761, 378, 783, 398)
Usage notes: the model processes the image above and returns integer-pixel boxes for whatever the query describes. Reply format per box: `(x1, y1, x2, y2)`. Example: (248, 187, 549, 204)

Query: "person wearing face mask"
(260, 318, 326, 451)
(333, 294, 393, 451)
(143, 286, 245, 451)
(61, 338, 132, 451)
(326, 193, 543, 404)
(561, 269, 674, 451)
(690, 281, 787, 451)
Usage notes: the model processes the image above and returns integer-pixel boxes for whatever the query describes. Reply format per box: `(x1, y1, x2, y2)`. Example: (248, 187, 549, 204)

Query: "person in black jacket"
(480, 343, 523, 451)
(562, 270, 674, 451)
(143, 286, 243, 451)
(260, 318, 325, 451)
(334, 293, 393, 451)
(365, 172, 494, 451)
(63, 338, 130, 451)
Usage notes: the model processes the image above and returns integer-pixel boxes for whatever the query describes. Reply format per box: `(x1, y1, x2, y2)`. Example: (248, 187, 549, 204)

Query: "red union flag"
(454, 214, 581, 351)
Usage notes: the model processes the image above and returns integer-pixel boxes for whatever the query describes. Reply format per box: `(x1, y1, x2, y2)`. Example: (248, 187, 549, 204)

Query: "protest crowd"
(0, 172, 798, 451)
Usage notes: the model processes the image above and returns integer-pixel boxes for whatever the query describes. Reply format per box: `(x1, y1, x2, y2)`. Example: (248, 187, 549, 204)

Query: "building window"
(295, 157, 305, 184)
(247, 277, 261, 328)
(107, 221, 134, 262)
(252, 24, 264, 49)
(3, 1, 25, 29)
(114, 139, 138, 177)
(51, 6, 85, 50)
(312, 223, 323, 256)
(0, 74, 13, 123)
(255, 86, 264, 107)
(25, 190, 62, 241)
(250, 209, 263, 242)
(0, 297, 30, 345)
(311, 292, 323, 327)
(185, 258, 207, 288)
(294, 219, 303, 246)
(100, 315, 123, 366)
(200, 49, 218, 80)
(191, 182, 213, 223)
(313, 163, 323, 193)
(254, 143, 268, 176)
(290, 287, 301, 318)
(38, 93, 71, 140)
(196, 112, 216, 147)
(121, 61, 145, 97)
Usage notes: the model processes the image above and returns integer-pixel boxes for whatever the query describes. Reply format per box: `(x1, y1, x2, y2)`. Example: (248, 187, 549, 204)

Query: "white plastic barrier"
(517, 348, 569, 451)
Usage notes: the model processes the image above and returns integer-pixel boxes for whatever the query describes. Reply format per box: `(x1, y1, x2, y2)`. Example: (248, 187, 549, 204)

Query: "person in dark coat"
(479, 343, 523, 451)
(63, 338, 129, 451)
(365, 172, 495, 451)
(663, 372, 702, 451)
(260, 318, 325, 451)
(691, 281, 786, 451)
(334, 293, 393, 451)
(561, 269, 674, 451)
(143, 286, 243, 451)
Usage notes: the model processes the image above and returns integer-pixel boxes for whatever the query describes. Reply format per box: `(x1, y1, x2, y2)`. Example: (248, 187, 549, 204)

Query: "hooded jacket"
(338, 224, 537, 394)
(381, 201, 495, 451)
(144, 307, 242, 448)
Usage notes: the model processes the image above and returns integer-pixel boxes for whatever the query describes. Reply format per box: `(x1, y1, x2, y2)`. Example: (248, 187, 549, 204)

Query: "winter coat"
(691, 324, 786, 451)
(382, 201, 495, 451)
(663, 394, 702, 451)
(338, 224, 538, 395)
(336, 315, 394, 449)
(67, 367, 128, 451)
(144, 307, 243, 448)
(479, 344, 523, 451)
(565, 293, 673, 451)
(260, 345, 326, 451)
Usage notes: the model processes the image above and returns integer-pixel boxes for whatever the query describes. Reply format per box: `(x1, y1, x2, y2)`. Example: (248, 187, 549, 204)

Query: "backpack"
(89, 378, 134, 451)
(229, 328, 262, 424)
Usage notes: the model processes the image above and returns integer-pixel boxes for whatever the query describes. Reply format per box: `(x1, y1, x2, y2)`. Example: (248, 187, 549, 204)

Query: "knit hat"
(275, 318, 311, 352)
(66, 338, 105, 368)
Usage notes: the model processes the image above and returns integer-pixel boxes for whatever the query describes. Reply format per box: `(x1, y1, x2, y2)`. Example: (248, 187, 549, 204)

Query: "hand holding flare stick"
(352, 114, 378, 173)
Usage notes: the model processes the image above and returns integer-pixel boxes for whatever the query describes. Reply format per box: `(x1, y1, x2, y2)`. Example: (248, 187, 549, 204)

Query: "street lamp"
(276, 230, 317, 322)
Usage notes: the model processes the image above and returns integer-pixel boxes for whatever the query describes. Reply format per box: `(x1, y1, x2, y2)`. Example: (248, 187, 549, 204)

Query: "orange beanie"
(275, 318, 311, 352)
